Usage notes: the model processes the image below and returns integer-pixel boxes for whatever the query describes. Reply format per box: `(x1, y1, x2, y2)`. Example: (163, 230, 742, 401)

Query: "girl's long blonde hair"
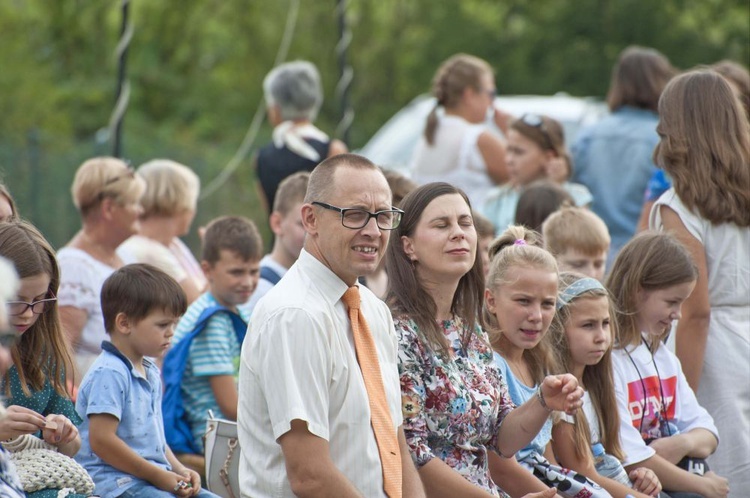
(549, 272, 624, 461)
(484, 225, 558, 384)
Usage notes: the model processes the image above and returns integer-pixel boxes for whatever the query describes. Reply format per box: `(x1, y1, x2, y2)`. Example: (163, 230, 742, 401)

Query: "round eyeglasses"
(7, 294, 57, 316)
(312, 202, 404, 230)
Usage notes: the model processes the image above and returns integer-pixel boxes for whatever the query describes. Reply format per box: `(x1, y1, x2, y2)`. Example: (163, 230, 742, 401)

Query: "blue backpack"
(162, 305, 248, 455)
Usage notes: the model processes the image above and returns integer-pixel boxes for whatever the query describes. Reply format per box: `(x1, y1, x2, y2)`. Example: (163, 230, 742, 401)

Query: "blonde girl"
(608, 232, 729, 498)
(549, 272, 661, 497)
(484, 225, 606, 497)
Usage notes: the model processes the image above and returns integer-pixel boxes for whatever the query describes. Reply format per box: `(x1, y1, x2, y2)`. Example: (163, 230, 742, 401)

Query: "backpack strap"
(260, 265, 282, 286)
(162, 305, 247, 455)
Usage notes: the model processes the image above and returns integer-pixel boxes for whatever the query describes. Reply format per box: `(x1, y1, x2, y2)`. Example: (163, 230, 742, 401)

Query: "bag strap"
(219, 438, 239, 498)
(162, 304, 247, 454)
(260, 265, 282, 285)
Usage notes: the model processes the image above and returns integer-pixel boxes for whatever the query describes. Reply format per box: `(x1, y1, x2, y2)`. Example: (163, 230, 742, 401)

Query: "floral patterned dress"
(395, 316, 514, 497)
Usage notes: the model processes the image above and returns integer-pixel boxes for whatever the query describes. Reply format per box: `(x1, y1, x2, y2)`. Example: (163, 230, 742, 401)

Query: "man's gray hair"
(263, 60, 323, 122)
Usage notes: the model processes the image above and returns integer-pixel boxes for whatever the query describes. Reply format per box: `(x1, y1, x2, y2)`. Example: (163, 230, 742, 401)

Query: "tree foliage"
(0, 0, 747, 249)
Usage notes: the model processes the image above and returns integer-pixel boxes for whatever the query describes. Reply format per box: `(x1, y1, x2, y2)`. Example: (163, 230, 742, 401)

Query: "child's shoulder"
(80, 348, 133, 388)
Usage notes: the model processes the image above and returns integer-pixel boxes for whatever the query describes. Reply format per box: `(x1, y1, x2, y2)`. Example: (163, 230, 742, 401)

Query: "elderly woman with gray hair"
(255, 60, 347, 213)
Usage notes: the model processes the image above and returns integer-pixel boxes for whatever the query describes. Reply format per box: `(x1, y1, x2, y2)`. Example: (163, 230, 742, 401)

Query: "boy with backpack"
(163, 216, 262, 459)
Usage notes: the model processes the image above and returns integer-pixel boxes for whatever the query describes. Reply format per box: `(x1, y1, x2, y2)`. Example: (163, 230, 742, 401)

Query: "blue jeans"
(594, 451, 632, 486)
(119, 480, 221, 498)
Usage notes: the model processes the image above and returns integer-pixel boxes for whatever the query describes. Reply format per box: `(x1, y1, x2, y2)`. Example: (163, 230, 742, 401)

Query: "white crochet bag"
(2, 434, 95, 497)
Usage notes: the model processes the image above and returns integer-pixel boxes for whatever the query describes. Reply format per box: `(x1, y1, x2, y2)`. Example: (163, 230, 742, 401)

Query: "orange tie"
(341, 286, 402, 498)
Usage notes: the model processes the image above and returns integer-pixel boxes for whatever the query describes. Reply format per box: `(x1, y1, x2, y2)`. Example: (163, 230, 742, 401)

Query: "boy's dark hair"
(201, 216, 263, 264)
(515, 180, 574, 234)
(101, 263, 187, 333)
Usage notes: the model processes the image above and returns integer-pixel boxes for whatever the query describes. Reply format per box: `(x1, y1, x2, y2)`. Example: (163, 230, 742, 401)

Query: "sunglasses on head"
(519, 114, 553, 150)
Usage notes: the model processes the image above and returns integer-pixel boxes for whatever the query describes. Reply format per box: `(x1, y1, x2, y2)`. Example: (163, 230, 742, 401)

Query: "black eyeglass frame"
(6, 293, 58, 317)
(311, 201, 404, 230)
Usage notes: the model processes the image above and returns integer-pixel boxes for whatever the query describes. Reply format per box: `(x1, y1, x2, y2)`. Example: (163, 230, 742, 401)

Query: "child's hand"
(629, 467, 661, 496)
(0, 405, 46, 440)
(540, 374, 584, 414)
(154, 469, 195, 496)
(179, 468, 202, 496)
(42, 414, 78, 446)
(699, 471, 729, 498)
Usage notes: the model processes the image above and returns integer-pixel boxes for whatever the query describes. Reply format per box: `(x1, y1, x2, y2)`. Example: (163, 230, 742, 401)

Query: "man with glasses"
(237, 154, 424, 497)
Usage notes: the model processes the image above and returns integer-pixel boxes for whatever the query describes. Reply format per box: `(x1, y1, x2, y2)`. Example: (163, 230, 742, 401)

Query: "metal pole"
(112, 0, 131, 157)
(335, 0, 353, 145)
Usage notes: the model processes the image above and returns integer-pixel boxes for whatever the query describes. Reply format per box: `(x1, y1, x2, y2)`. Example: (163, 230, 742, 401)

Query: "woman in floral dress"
(385, 182, 584, 497)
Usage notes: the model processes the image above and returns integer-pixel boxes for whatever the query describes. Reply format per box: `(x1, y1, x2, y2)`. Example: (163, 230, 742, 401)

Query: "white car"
(358, 93, 608, 173)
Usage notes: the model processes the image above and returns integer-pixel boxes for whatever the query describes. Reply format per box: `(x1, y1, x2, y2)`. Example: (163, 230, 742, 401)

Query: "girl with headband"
(549, 272, 661, 497)
(484, 226, 606, 496)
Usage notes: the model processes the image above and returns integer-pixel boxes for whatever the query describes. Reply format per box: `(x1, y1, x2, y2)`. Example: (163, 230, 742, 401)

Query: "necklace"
(624, 337, 672, 440)
(505, 356, 534, 387)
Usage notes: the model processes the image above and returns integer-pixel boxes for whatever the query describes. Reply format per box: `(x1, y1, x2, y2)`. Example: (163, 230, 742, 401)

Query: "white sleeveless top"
(650, 188, 750, 489)
(410, 114, 494, 208)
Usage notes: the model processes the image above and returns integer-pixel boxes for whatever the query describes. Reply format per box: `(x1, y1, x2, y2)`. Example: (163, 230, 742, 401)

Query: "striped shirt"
(172, 292, 249, 451)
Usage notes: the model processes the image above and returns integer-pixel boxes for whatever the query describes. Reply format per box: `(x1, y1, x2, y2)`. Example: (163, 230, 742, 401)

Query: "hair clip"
(513, 239, 527, 246)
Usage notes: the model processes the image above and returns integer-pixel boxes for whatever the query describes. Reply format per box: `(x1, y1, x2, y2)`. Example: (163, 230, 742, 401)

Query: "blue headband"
(556, 277, 606, 310)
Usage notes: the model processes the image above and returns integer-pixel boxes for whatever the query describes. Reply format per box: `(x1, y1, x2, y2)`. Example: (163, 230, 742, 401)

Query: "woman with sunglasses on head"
(58, 157, 146, 383)
(0, 221, 89, 498)
(410, 54, 511, 209)
(482, 114, 592, 233)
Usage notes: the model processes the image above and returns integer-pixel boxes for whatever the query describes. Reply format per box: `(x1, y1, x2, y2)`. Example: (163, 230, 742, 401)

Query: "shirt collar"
(297, 249, 352, 305)
(101, 340, 155, 379)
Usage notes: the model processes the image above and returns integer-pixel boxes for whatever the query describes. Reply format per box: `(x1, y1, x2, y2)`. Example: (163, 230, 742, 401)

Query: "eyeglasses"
(520, 113, 544, 128)
(519, 113, 553, 149)
(486, 89, 498, 100)
(312, 202, 404, 230)
(7, 293, 57, 316)
(102, 165, 136, 188)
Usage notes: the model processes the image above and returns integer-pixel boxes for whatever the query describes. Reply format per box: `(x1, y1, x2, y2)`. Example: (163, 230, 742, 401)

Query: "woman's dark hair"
(607, 46, 676, 113)
(386, 182, 485, 355)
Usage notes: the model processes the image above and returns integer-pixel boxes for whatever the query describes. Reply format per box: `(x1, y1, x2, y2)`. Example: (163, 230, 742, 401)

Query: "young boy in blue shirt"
(75, 264, 219, 498)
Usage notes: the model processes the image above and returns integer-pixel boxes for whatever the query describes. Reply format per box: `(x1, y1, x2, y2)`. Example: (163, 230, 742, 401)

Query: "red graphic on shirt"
(627, 375, 677, 440)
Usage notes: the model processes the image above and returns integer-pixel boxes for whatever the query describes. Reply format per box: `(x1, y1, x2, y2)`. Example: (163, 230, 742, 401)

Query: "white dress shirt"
(237, 249, 402, 497)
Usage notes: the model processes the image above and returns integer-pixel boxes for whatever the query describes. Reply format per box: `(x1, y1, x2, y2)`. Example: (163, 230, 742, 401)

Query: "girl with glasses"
(0, 220, 89, 498)
(482, 114, 592, 234)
